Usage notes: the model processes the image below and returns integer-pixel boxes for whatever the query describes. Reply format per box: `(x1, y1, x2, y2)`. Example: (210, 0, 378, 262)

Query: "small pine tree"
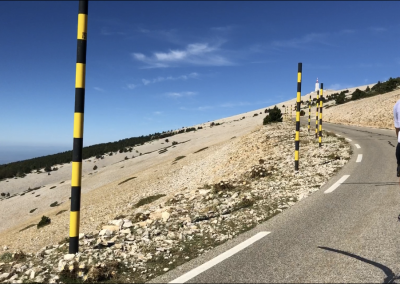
(263, 106, 282, 125)
(93, 165, 98, 170)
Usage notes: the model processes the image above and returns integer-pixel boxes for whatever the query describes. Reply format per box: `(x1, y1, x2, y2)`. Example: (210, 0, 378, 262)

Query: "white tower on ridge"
(315, 78, 319, 92)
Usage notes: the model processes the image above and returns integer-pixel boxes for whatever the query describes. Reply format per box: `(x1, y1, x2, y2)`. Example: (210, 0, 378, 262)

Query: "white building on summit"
(315, 78, 320, 92)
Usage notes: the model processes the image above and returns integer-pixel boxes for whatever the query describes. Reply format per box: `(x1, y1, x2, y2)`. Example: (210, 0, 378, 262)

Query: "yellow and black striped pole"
(295, 63, 302, 171)
(308, 95, 311, 132)
(70, 0, 88, 254)
(315, 90, 319, 138)
(319, 83, 323, 147)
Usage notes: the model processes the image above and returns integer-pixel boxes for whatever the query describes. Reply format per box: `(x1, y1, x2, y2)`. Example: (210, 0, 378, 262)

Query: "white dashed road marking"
(345, 138, 352, 142)
(169, 231, 271, 283)
(324, 175, 350, 194)
(336, 134, 341, 137)
(355, 144, 361, 149)
(356, 154, 363, 163)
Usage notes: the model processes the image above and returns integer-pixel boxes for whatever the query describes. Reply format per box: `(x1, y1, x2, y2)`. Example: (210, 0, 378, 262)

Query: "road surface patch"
(169, 231, 271, 283)
(324, 175, 350, 194)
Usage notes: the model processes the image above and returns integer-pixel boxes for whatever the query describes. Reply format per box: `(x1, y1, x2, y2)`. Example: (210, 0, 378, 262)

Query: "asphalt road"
(151, 120, 400, 283)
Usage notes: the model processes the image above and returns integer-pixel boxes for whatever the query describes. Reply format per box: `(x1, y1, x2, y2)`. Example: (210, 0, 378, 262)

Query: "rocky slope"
(0, 121, 350, 283)
(323, 89, 400, 130)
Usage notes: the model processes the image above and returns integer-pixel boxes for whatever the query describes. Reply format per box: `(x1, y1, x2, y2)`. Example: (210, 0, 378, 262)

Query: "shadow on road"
(318, 246, 400, 283)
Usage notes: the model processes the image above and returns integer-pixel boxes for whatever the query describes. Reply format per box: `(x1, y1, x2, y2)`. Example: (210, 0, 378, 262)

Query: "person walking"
(393, 99, 400, 176)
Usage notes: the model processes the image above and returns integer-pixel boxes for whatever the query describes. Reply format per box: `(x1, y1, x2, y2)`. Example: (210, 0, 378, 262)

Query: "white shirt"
(393, 100, 400, 142)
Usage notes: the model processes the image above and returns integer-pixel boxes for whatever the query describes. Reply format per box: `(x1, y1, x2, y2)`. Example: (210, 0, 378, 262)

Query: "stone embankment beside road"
(0, 122, 350, 283)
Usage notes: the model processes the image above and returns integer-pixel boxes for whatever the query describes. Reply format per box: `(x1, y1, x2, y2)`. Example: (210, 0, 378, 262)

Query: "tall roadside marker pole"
(70, 0, 88, 254)
(295, 63, 302, 171)
(308, 95, 311, 132)
(319, 83, 323, 147)
(315, 90, 319, 138)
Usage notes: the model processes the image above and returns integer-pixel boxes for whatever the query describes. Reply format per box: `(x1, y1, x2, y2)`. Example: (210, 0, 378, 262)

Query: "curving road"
(150, 120, 400, 283)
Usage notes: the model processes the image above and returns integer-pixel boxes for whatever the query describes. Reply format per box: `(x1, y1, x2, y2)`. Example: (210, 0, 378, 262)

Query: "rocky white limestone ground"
(0, 121, 350, 283)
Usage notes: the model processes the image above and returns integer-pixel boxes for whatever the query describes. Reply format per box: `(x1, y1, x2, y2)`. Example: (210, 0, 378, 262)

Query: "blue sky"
(1, 1, 399, 164)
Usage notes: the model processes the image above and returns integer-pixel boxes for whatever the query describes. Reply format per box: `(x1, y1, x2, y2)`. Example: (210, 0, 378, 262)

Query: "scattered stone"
(64, 254, 75, 261)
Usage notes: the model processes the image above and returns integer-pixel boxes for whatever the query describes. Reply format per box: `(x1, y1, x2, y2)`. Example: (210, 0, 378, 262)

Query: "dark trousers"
(397, 143, 400, 165)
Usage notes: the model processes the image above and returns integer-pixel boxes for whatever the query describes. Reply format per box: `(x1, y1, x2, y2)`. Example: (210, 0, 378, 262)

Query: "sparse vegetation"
(93, 165, 98, 170)
(30, 208, 37, 213)
(133, 194, 166, 209)
(174, 156, 186, 162)
(37, 215, 51, 228)
(50, 201, 60, 207)
(194, 147, 208, 153)
(263, 106, 283, 125)
(50, 186, 56, 189)
(118, 176, 137, 185)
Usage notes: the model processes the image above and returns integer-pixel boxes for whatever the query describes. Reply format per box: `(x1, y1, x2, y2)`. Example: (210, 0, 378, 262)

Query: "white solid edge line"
(324, 175, 350, 194)
(356, 154, 363, 162)
(169, 231, 271, 283)
(355, 144, 361, 149)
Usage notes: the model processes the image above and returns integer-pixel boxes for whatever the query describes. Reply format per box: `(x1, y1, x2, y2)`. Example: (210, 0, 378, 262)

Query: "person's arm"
(396, 128, 400, 138)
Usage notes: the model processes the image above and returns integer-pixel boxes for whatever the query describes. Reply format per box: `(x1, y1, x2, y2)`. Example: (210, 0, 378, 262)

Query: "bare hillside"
(323, 89, 400, 130)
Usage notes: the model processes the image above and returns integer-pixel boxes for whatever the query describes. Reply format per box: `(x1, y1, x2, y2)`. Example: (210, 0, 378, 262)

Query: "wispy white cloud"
(142, 72, 199, 86)
(126, 84, 137, 90)
(101, 27, 126, 36)
(93, 87, 105, 92)
(166, 91, 197, 98)
(369, 27, 387, 32)
(220, 102, 251, 108)
(210, 25, 234, 32)
(338, 29, 356, 34)
(132, 42, 233, 68)
(180, 106, 213, 111)
(269, 33, 329, 49)
(153, 111, 162, 115)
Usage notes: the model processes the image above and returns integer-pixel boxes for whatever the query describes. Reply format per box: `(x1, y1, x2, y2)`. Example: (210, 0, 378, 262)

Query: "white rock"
(2, 246, 7, 251)
(120, 229, 131, 234)
(110, 220, 124, 227)
(34, 276, 44, 283)
(79, 233, 85, 239)
(29, 270, 35, 280)
(0, 273, 10, 281)
(58, 260, 67, 272)
(44, 249, 54, 255)
(99, 229, 112, 236)
(163, 268, 169, 272)
(123, 221, 133, 228)
(64, 254, 75, 261)
(162, 212, 170, 222)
